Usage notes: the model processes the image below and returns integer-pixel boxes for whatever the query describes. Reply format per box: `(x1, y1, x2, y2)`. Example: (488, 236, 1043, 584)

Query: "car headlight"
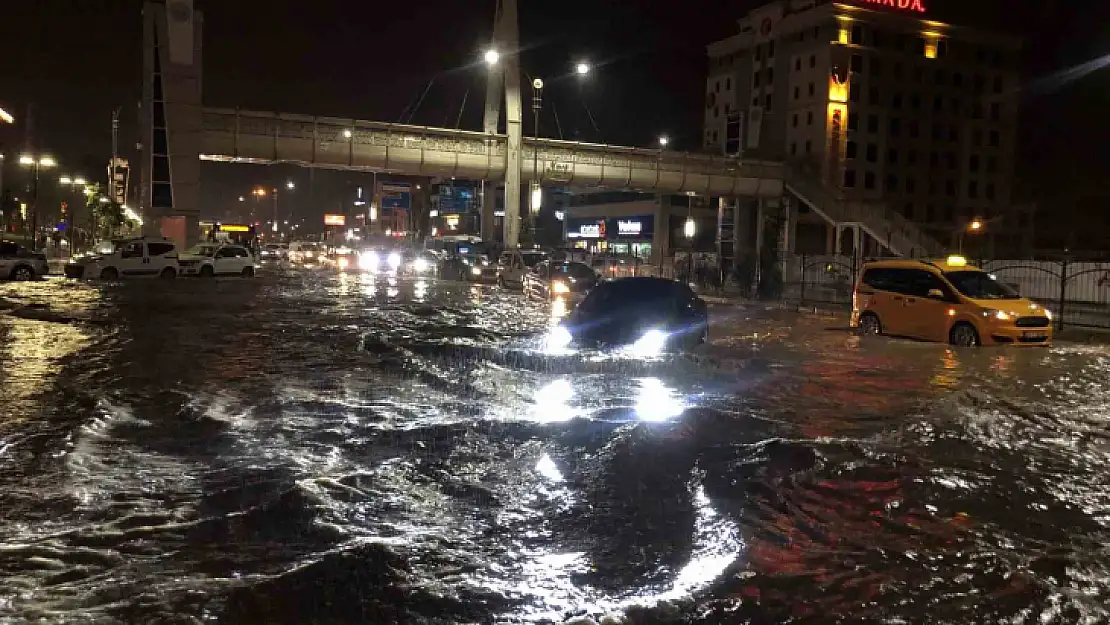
(388, 252, 402, 269)
(471, 266, 482, 276)
(359, 251, 379, 271)
(630, 328, 668, 357)
(983, 309, 1011, 322)
(544, 325, 573, 350)
(1044, 309, 1053, 321)
(413, 257, 429, 273)
(552, 280, 570, 294)
(338, 257, 349, 269)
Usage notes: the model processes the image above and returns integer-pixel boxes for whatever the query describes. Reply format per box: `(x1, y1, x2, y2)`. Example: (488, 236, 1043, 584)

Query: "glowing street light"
(286, 180, 295, 190)
(968, 218, 984, 231)
(238, 196, 245, 202)
(342, 129, 353, 139)
(484, 49, 500, 66)
(19, 155, 34, 166)
(0, 106, 13, 124)
(39, 156, 57, 168)
(576, 62, 590, 76)
(59, 176, 72, 185)
(658, 135, 669, 148)
(684, 217, 696, 239)
(73, 177, 86, 186)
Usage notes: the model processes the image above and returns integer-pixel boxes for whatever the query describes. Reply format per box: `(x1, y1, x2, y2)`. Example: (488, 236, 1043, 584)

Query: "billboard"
(379, 182, 411, 211)
(324, 214, 346, 226)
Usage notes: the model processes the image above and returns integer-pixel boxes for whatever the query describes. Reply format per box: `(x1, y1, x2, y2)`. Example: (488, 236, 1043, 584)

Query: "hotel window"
(953, 72, 963, 87)
(726, 78, 731, 90)
(870, 86, 880, 105)
(794, 86, 800, 100)
(848, 112, 859, 130)
(864, 171, 876, 189)
(907, 150, 918, 164)
(913, 66, 924, 83)
(755, 46, 762, 62)
(904, 202, 915, 218)
(870, 58, 882, 75)
(889, 117, 901, 136)
(790, 142, 797, 155)
(765, 94, 773, 108)
(795, 58, 802, 71)
(886, 174, 898, 191)
(846, 141, 858, 159)
(949, 127, 959, 142)
(892, 93, 902, 109)
(990, 102, 1001, 121)
(931, 124, 942, 140)
(805, 139, 812, 153)
(849, 83, 860, 102)
(844, 169, 857, 187)
(906, 177, 916, 193)
(851, 25, 863, 45)
(945, 180, 956, 197)
(887, 148, 899, 164)
(809, 55, 816, 68)
(768, 41, 776, 58)
(753, 72, 760, 87)
(946, 152, 956, 169)
(985, 183, 995, 200)
(973, 74, 985, 92)
(993, 75, 1003, 93)
(766, 67, 774, 84)
(792, 113, 799, 127)
(866, 143, 877, 162)
(968, 181, 978, 199)
(987, 156, 997, 172)
(868, 114, 879, 133)
(935, 69, 946, 85)
(807, 111, 814, 125)
(973, 129, 983, 147)
(929, 152, 939, 167)
(808, 82, 815, 96)
(989, 130, 1000, 147)
(910, 93, 921, 110)
(908, 120, 919, 138)
(850, 54, 863, 72)
(969, 155, 980, 171)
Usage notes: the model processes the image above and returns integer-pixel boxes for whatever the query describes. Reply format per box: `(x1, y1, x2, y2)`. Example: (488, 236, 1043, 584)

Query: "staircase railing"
(784, 164, 944, 258)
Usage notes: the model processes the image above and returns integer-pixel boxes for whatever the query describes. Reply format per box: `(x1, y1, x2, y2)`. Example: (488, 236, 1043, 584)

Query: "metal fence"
(774, 254, 1110, 330)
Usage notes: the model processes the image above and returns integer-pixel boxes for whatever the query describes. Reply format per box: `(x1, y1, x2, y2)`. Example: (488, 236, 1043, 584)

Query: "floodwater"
(1, 268, 1108, 624)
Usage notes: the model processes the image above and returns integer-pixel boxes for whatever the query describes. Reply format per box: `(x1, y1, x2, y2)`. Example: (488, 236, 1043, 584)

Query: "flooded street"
(1, 268, 1109, 624)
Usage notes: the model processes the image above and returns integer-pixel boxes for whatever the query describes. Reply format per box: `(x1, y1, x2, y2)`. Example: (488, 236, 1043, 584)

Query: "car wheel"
(858, 312, 882, 336)
(160, 267, 177, 279)
(10, 265, 34, 281)
(199, 265, 215, 278)
(242, 266, 255, 278)
(949, 322, 980, 347)
(100, 267, 119, 281)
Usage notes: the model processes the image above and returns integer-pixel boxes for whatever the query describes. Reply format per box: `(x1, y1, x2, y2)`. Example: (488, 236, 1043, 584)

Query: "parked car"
(0, 240, 49, 281)
(523, 260, 598, 303)
(178, 243, 257, 277)
(497, 249, 550, 289)
(64, 237, 179, 280)
(852, 255, 1053, 346)
(543, 277, 708, 354)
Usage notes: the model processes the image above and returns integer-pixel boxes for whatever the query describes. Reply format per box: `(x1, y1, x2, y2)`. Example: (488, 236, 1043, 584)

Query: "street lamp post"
(529, 77, 544, 245)
(58, 175, 88, 251)
(957, 217, 985, 254)
(19, 154, 56, 250)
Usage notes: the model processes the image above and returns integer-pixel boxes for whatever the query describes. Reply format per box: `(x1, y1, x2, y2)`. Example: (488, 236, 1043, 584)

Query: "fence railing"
(769, 254, 1110, 330)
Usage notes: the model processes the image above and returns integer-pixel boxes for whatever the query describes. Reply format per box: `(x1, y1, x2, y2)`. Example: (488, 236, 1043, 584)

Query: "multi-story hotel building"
(703, 0, 1029, 256)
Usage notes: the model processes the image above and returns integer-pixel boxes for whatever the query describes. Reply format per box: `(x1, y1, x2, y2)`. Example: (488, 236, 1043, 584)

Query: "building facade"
(704, 0, 1031, 256)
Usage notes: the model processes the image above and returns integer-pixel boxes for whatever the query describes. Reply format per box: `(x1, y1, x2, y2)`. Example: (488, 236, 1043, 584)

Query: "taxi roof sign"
(945, 254, 968, 267)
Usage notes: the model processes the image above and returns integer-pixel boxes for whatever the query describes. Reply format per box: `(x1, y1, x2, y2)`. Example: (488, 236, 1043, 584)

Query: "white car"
(64, 237, 179, 280)
(178, 243, 256, 277)
(0, 241, 49, 280)
(497, 249, 549, 289)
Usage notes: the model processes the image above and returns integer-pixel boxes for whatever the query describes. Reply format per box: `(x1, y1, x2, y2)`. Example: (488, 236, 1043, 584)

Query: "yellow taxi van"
(851, 255, 1053, 346)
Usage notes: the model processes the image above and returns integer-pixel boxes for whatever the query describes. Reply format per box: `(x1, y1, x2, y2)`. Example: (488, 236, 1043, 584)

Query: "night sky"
(1, 0, 1108, 240)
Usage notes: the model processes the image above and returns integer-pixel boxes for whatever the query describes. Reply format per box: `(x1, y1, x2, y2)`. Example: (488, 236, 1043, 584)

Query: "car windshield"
(551, 263, 594, 280)
(944, 270, 1020, 300)
(265, 244, 282, 250)
(186, 244, 219, 257)
(521, 252, 547, 267)
(94, 240, 124, 255)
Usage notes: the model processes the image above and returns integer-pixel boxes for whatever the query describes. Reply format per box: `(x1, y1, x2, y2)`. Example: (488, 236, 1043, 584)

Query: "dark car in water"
(543, 277, 708, 354)
(523, 260, 598, 302)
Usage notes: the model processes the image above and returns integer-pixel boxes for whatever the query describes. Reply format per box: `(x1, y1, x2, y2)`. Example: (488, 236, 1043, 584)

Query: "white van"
(496, 249, 549, 289)
(63, 237, 180, 280)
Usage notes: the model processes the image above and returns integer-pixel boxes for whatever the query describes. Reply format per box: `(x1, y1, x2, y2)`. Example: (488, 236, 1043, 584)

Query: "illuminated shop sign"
(617, 220, 642, 235)
(576, 224, 602, 238)
(852, 0, 926, 13)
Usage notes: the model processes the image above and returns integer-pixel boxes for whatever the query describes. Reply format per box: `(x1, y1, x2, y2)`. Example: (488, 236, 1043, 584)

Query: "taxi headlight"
(1044, 309, 1053, 321)
(388, 252, 402, 268)
(338, 257, 349, 269)
(552, 280, 570, 294)
(630, 328, 668, 357)
(983, 309, 1012, 322)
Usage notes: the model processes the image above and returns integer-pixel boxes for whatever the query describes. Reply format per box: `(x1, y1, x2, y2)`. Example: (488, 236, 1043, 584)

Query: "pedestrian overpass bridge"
(198, 108, 785, 197)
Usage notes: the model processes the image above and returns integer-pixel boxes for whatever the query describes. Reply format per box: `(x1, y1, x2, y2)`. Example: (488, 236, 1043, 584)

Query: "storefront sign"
(852, 0, 926, 13)
(575, 223, 603, 239)
(617, 219, 642, 235)
(324, 214, 346, 226)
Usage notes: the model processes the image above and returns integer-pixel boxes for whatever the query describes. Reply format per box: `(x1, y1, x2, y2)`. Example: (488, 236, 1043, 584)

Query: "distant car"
(398, 249, 438, 277)
(64, 237, 179, 280)
(323, 247, 360, 272)
(259, 243, 288, 262)
(178, 243, 256, 277)
(523, 260, 598, 303)
(357, 247, 404, 273)
(461, 254, 497, 283)
(543, 277, 708, 354)
(288, 241, 325, 264)
(0, 241, 49, 281)
(497, 249, 550, 289)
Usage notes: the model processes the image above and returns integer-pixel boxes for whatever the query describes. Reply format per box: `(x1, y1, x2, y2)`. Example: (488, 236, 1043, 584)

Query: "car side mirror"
(927, 288, 946, 300)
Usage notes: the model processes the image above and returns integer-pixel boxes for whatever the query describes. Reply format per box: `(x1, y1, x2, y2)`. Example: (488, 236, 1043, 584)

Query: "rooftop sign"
(852, 0, 926, 13)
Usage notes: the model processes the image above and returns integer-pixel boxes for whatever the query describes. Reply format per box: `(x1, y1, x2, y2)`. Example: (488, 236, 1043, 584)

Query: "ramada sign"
(853, 0, 926, 12)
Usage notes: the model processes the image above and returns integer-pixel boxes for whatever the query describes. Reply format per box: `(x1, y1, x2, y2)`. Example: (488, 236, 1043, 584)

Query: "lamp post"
(528, 77, 544, 245)
(957, 217, 985, 254)
(19, 154, 56, 249)
(58, 175, 87, 250)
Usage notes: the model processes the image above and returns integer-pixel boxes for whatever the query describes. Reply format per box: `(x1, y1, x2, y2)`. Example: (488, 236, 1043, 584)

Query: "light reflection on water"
(0, 276, 1109, 624)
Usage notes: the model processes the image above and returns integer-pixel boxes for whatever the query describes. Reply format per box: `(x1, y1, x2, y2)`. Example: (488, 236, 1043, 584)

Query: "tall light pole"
(59, 175, 88, 250)
(528, 77, 544, 246)
(19, 154, 56, 248)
